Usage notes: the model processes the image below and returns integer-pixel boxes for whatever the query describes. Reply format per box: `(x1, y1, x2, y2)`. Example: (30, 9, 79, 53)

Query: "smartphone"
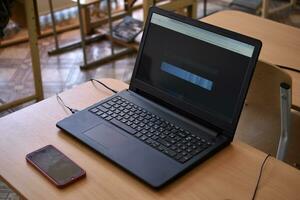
(26, 145, 86, 188)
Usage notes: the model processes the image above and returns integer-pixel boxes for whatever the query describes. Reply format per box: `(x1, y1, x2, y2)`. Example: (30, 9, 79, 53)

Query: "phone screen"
(27, 146, 84, 185)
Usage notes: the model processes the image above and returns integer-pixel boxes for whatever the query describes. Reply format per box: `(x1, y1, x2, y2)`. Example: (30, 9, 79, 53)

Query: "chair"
(235, 60, 300, 166)
(261, 0, 297, 18)
(143, 0, 198, 22)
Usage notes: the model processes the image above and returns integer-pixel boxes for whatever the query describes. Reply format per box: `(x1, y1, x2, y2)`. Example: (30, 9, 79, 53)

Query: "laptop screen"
(132, 11, 259, 131)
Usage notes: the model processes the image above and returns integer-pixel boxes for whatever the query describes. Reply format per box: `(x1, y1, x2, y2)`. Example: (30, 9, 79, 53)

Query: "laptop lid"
(129, 7, 262, 137)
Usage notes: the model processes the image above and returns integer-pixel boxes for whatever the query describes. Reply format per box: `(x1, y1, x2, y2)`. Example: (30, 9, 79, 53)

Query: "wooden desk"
(201, 10, 300, 110)
(143, 0, 198, 22)
(1, 79, 300, 200)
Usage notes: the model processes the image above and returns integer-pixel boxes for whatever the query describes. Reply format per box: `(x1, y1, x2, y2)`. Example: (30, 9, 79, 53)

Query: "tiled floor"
(0, 182, 19, 200)
(0, 0, 300, 199)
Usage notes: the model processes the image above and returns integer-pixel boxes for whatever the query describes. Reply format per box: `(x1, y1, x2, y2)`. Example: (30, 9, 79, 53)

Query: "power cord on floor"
(90, 78, 118, 94)
(251, 154, 271, 200)
(56, 93, 79, 114)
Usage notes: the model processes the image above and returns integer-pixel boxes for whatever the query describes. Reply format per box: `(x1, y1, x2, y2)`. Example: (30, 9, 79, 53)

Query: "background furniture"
(236, 60, 300, 165)
(262, 0, 296, 18)
(47, 0, 140, 62)
(0, 0, 44, 112)
(0, 79, 300, 200)
(69, 0, 142, 35)
(201, 10, 300, 112)
(143, 0, 198, 22)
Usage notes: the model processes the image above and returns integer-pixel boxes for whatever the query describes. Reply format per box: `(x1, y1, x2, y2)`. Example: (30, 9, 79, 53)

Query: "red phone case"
(26, 145, 86, 188)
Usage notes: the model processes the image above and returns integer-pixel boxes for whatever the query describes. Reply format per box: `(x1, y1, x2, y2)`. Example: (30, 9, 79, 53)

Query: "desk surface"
(201, 10, 300, 110)
(1, 79, 300, 200)
(201, 10, 300, 70)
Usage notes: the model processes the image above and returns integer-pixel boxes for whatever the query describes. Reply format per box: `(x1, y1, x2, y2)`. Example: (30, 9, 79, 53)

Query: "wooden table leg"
(33, 0, 41, 36)
(262, 0, 269, 18)
(203, 0, 207, 17)
(81, 5, 92, 35)
(25, 0, 44, 101)
(187, 0, 198, 18)
(143, 0, 154, 22)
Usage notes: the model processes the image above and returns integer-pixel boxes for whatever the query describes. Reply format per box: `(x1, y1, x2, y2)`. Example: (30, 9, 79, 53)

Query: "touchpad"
(83, 123, 129, 149)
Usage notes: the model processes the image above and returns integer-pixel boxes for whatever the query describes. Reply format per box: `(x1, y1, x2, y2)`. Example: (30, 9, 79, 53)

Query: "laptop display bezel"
(129, 7, 262, 137)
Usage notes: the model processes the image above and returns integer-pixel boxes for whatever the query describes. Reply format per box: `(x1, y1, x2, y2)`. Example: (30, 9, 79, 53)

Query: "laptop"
(57, 7, 262, 188)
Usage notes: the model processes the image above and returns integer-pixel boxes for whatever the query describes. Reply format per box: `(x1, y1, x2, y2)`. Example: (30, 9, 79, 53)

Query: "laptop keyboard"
(89, 96, 213, 163)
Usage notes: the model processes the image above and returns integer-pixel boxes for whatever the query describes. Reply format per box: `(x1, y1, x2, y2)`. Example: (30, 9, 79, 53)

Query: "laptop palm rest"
(83, 123, 129, 149)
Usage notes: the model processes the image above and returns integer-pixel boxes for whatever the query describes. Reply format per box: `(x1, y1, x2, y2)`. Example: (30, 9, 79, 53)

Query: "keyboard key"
(101, 113, 108, 118)
(136, 126, 143, 131)
(108, 101, 115, 106)
(102, 103, 111, 109)
(96, 111, 103, 116)
(175, 136, 181, 141)
(126, 121, 132, 126)
(163, 149, 177, 157)
(130, 124, 138, 129)
(170, 145, 177, 151)
(165, 137, 177, 144)
(97, 106, 108, 112)
(146, 138, 154, 145)
(116, 116, 122, 121)
(90, 108, 98, 113)
(123, 108, 129, 113)
(119, 112, 125, 117)
(158, 145, 166, 151)
(157, 138, 171, 147)
(192, 147, 205, 156)
(159, 134, 166, 139)
(139, 123, 145, 127)
(146, 132, 153, 137)
(175, 153, 184, 160)
(179, 154, 193, 163)
(151, 135, 159, 140)
(110, 119, 137, 135)
(121, 119, 127, 123)
(151, 141, 160, 148)
(149, 128, 155, 133)
(140, 135, 148, 141)
(178, 132, 186, 137)
(175, 148, 182, 153)
(144, 125, 150, 130)
(105, 116, 113, 121)
(135, 132, 142, 138)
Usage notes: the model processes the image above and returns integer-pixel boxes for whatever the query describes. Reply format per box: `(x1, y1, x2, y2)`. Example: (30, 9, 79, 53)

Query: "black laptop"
(57, 7, 262, 188)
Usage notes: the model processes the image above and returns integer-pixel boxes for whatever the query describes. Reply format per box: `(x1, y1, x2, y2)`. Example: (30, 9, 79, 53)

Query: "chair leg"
(262, 0, 269, 18)
(277, 83, 292, 160)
